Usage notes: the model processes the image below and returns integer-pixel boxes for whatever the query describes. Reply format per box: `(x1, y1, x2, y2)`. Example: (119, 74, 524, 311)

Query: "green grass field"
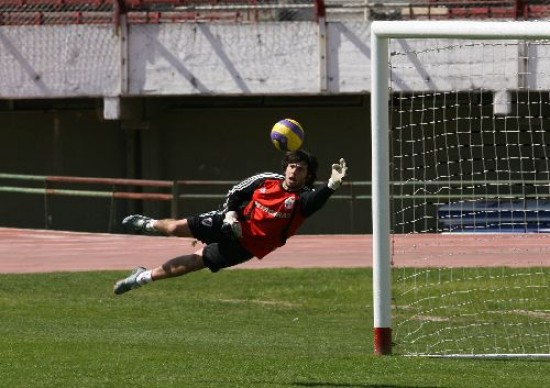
(1, 268, 549, 387)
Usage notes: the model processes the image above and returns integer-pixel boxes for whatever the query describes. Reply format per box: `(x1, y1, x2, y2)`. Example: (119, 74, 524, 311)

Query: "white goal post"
(371, 21, 550, 357)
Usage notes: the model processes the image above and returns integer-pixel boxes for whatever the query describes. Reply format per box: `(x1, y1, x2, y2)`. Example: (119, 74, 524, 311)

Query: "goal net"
(371, 21, 550, 357)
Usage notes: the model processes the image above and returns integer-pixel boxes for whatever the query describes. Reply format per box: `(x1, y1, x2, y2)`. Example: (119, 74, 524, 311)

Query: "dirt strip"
(0, 228, 548, 273)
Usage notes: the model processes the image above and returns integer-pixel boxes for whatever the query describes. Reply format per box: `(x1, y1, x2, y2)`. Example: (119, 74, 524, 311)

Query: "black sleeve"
(223, 172, 283, 212)
(299, 183, 335, 217)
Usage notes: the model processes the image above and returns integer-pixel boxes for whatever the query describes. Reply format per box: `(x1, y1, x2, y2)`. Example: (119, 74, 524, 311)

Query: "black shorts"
(187, 211, 254, 272)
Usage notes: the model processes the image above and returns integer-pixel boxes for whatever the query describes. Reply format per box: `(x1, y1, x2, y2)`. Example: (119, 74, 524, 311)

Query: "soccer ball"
(270, 118, 305, 152)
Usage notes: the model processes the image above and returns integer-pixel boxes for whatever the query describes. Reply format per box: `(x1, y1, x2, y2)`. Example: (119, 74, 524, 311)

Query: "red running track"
(1, 227, 549, 273)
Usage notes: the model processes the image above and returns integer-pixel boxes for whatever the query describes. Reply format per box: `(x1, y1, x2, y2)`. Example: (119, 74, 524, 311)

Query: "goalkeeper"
(114, 150, 348, 295)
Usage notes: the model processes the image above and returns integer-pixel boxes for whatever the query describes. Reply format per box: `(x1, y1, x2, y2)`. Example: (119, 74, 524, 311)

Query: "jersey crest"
(284, 197, 295, 210)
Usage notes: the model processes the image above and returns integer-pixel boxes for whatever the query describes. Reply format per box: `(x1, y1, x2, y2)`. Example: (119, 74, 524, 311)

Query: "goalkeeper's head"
(282, 150, 318, 188)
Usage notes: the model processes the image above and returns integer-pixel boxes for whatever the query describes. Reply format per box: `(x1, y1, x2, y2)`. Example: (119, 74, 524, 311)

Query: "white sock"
(136, 269, 153, 285)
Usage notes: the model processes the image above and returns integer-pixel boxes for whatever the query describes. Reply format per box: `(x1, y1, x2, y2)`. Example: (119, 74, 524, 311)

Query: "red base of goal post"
(374, 327, 392, 355)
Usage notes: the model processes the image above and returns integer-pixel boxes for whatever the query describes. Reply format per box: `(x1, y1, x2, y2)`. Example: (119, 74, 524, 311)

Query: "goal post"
(371, 21, 550, 357)
(371, 28, 392, 356)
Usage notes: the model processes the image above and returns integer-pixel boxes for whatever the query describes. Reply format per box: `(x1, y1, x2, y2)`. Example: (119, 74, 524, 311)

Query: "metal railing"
(3, 172, 550, 232)
(0, 173, 371, 231)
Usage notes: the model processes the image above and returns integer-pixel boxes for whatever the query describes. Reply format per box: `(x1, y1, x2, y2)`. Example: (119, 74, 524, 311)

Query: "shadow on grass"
(193, 381, 444, 388)
(294, 382, 442, 388)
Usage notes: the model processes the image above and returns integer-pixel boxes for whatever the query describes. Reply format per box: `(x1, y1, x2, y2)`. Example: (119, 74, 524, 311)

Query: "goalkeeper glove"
(222, 211, 242, 239)
(328, 158, 348, 190)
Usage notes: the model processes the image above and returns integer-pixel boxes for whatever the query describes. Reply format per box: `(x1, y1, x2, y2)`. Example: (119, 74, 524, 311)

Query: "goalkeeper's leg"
(114, 250, 206, 295)
(122, 214, 192, 237)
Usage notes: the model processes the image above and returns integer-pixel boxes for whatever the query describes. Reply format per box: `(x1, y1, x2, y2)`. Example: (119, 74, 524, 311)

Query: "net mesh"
(389, 38, 550, 355)
(368, 1, 550, 21)
(3, 1, 550, 26)
(0, 1, 114, 25)
(0, 1, 323, 25)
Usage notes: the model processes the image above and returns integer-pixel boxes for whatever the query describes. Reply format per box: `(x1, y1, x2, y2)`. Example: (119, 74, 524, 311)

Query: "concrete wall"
(3, 21, 550, 99)
(0, 96, 372, 234)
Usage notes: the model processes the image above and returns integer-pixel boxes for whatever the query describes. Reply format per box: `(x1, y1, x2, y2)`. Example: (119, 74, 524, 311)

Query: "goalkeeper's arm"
(300, 158, 348, 217)
(222, 173, 279, 211)
(220, 173, 281, 238)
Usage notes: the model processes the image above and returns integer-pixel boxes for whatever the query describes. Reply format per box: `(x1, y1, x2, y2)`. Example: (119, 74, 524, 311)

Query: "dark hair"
(281, 150, 318, 187)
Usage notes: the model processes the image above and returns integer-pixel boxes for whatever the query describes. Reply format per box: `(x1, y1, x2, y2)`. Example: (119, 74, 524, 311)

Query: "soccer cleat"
(113, 267, 146, 295)
(122, 214, 158, 235)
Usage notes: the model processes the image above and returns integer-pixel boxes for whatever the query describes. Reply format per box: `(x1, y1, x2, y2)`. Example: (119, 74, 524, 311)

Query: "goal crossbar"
(370, 20, 550, 356)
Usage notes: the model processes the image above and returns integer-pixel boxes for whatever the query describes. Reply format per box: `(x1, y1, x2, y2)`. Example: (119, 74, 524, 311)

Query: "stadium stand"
(2, 1, 550, 26)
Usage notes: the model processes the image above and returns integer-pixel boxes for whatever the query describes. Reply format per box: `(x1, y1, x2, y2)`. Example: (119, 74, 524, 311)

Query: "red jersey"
(240, 179, 306, 258)
(223, 173, 335, 259)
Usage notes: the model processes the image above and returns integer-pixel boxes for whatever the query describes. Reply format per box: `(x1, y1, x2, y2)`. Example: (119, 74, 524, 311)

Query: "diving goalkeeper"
(114, 150, 348, 295)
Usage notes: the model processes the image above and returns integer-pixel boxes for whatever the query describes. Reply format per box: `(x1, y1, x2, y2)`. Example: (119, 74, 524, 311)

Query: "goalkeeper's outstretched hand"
(328, 158, 348, 190)
(222, 210, 242, 239)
